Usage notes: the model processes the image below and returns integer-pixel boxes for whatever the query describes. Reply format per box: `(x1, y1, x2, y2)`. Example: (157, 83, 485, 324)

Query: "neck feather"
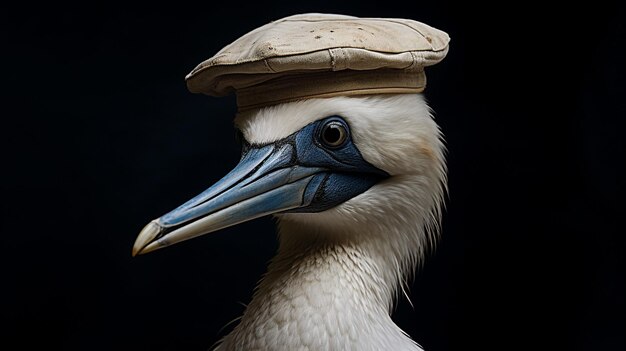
(216, 175, 441, 351)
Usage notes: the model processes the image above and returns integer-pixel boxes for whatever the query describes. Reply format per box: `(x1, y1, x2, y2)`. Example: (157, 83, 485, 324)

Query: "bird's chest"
(217, 252, 418, 350)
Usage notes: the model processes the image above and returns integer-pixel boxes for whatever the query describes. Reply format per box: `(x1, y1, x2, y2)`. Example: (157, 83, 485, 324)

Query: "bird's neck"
(218, 220, 424, 351)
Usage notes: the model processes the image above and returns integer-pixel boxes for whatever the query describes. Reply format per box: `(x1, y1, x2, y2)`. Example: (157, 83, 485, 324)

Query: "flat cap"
(186, 13, 450, 111)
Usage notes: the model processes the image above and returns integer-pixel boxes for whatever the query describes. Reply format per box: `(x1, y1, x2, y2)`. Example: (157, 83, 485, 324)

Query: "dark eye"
(319, 120, 349, 148)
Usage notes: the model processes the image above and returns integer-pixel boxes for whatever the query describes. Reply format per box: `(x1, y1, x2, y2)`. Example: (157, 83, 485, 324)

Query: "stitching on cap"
(407, 51, 426, 70)
(329, 48, 347, 71)
(339, 48, 347, 70)
(328, 49, 336, 70)
(263, 59, 276, 73)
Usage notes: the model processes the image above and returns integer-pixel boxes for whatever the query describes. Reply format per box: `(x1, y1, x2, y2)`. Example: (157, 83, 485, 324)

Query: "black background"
(2, 2, 624, 350)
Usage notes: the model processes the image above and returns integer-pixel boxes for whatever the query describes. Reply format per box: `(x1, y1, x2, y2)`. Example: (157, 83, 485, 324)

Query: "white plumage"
(213, 93, 447, 350)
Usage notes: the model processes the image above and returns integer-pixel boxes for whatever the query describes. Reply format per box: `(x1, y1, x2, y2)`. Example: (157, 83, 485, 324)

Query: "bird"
(132, 13, 449, 351)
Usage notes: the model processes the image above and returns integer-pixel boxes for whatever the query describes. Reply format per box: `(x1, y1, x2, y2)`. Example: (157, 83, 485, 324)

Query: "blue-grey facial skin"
(157, 116, 388, 236)
(287, 116, 389, 213)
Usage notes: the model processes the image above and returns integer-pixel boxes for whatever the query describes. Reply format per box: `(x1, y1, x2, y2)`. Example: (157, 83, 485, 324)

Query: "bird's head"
(133, 93, 446, 255)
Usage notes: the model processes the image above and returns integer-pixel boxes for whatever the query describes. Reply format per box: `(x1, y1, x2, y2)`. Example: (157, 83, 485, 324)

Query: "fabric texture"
(185, 13, 450, 111)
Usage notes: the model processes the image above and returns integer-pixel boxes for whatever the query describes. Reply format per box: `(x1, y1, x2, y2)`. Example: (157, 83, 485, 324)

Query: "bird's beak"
(132, 143, 324, 256)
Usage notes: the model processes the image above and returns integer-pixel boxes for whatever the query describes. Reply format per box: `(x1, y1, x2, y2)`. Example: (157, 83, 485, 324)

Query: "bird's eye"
(319, 120, 349, 148)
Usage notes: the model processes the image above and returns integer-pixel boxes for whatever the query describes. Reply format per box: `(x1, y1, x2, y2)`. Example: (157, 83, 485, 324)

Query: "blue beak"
(133, 116, 387, 256)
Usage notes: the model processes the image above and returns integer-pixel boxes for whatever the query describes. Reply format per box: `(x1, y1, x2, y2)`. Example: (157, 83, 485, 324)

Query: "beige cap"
(186, 13, 450, 111)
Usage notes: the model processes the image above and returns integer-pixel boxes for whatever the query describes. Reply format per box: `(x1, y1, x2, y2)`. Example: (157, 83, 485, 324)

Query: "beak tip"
(132, 220, 163, 257)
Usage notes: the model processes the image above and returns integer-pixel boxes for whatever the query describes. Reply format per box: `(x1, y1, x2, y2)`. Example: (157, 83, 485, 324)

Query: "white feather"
(217, 94, 447, 350)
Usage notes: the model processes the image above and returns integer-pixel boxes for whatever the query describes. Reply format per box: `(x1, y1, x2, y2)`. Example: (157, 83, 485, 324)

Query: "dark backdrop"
(2, 2, 624, 350)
